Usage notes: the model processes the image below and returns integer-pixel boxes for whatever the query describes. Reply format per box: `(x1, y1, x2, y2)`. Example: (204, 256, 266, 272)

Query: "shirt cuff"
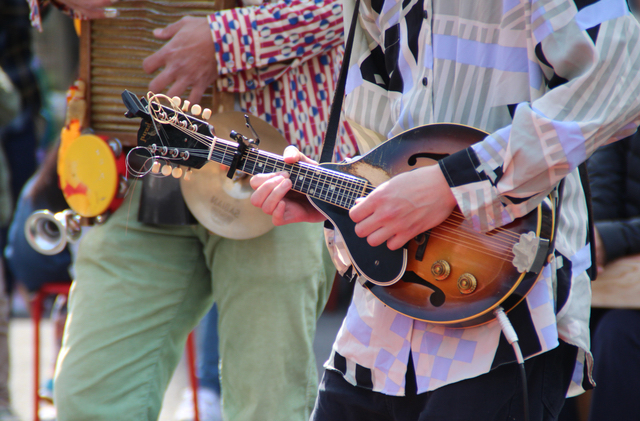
(439, 147, 510, 232)
(438, 147, 484, 188)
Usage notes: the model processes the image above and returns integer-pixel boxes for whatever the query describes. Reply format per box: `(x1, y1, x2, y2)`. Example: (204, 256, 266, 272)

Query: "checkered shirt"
(323, 0, 640, 397)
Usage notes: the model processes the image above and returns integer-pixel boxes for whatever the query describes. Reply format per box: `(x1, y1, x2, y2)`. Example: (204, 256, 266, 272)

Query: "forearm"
(441, 8, 640, 232)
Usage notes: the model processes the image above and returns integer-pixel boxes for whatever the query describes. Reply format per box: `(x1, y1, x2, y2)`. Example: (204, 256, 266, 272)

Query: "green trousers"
(54, 187, 332, 420)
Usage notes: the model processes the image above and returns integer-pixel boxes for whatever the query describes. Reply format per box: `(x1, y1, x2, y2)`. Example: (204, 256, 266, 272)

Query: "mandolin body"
(311, 124, 555, 328)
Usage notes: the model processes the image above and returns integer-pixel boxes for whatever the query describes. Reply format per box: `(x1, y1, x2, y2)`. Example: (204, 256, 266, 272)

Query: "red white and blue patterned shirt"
(209, 0, 357, 161)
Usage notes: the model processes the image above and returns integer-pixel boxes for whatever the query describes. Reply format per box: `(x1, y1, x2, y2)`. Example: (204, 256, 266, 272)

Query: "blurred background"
(3, 8, 352, 421)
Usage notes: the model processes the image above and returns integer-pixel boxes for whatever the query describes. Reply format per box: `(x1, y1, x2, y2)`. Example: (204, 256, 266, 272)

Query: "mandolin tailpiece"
(512, 232, 549, 274)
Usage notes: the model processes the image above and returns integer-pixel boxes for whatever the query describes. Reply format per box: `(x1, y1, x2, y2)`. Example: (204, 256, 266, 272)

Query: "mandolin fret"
(237, 149, 366, 209)
(216, 143, 236, 167)
(293, 166, 365, 209)
(246, 150, 264, 174)
(247, 154, 286, 175)
(289, 165, 313, 194)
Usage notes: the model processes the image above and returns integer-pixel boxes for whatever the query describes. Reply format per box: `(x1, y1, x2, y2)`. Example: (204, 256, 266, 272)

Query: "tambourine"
(57, 133, 128, 218)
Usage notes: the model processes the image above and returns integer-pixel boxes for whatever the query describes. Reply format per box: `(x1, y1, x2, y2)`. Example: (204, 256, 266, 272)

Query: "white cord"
(494, 306, 524, 364)
(494, 306, 529, 421)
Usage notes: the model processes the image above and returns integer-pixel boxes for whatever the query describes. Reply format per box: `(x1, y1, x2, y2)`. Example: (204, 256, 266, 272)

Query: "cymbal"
(206, 111, 288, 151)
(180, 112, 288, 239)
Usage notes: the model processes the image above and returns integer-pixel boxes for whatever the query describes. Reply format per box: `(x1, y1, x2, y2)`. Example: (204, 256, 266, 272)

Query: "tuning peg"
(191, 104, 202, 116)
(181, 100, 191, 112)
(172, 96, 181, 107)
(151, 160, 161, 174)
(172, 166, 183, 178)
(202, 108, 212, 120)
(184, 169, 192, 181)
(161, 164, 173, 176)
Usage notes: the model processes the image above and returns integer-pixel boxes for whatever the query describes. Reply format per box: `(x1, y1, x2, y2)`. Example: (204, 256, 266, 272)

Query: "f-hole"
(402, 271, 446, 307)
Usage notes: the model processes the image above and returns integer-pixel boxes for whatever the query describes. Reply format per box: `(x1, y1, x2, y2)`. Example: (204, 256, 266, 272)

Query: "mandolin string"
(446, 211, 523, 237)
(147, 93, 184, 142)
(423, 237, 514, 262)
(153, 150, 523, 255)
(433, 225, 516, 258)
(248, 149, 369, 198)
(436, 219, 518, 247)
(446, 215, 525, 244)
(145, 96, 525, 244)
(438, 221, 524, 252)
(445, 212, 524, 241)
(422, 231, 515, 261)
(295, 174, 531, 249)
(188, 143, 369, 202)
(435, 220, 517, 249)
(159, 114, 367, 196)
(174, 149, 524, 254)
(149, 100, 533, 250)
(427, 216, 521, 249)
(439, 217, 520, 250)
(150, 153, 519, 259)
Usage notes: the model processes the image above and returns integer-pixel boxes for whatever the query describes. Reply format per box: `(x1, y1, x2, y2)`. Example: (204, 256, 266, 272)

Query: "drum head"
(58, 134, 118, 217)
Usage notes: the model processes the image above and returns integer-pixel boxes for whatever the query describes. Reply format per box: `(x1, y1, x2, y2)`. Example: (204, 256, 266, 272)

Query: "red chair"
(30, 282, 200, 421)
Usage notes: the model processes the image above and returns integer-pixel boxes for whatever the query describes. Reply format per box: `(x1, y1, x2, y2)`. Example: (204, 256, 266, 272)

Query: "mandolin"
(122, 90, 555, 328)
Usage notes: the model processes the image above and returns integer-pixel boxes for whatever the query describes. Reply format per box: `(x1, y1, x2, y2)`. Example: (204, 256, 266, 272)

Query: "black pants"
(589, 309, 640, 421)
(311, 340, 578, 421)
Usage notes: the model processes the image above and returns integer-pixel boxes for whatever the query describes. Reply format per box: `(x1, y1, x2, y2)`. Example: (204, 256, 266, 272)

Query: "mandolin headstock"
(121, 90, 217, 172)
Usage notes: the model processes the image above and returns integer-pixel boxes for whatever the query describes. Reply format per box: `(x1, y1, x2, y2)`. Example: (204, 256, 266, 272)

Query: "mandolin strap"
(319, 0, 361, 163)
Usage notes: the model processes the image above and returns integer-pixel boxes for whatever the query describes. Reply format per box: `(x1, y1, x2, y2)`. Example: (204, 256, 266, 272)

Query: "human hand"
(250, 146, 326, 225)
(55, 0, 119, 19)
(349, 164, 457, 251)
(142, 16, 218, 105)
